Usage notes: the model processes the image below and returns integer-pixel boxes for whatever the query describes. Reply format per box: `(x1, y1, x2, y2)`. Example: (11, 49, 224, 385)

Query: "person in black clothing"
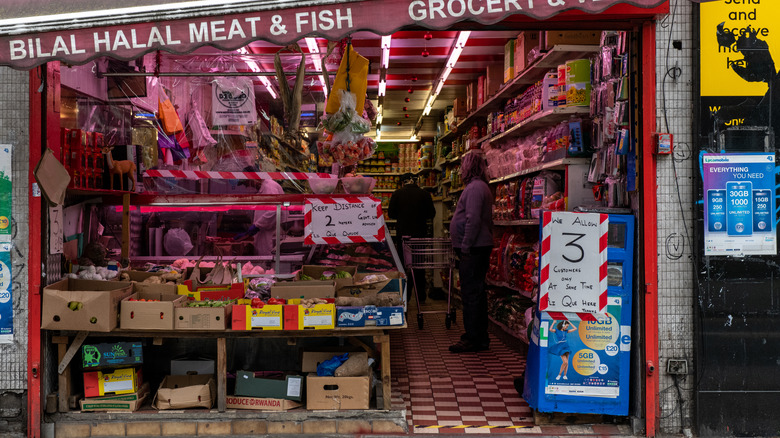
(389, 173, 435, 303)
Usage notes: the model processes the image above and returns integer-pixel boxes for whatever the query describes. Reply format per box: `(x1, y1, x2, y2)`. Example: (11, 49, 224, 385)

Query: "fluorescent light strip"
(378, 80, 386, 97)
(305, 37, 328, 97)
(239, 48, 278, 99)
(426, 31, 470, 113)
(381, 35, 392, 69)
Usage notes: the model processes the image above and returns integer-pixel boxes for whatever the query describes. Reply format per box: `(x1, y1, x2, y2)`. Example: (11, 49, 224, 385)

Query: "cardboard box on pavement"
(41, 279, 133, 332)
(79, 382, 150, 412)
(226, 395, 301, 411)
(153, 374, 216, 410)
(234, 371, 304, 401)
(303, 351, 371, 410)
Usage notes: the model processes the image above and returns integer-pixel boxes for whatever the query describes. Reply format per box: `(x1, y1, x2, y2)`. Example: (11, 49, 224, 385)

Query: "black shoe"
(449, 339, 489, 353)
(429, 289, 447, 300)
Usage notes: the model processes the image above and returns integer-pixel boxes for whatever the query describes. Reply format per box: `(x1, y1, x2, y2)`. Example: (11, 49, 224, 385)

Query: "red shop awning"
(0, 0, 667, 70)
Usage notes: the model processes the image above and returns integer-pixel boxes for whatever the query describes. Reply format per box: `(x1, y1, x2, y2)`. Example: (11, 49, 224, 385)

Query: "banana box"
(231, 304, 283, 331)
(83, 367, 142, 398)
(289, 299, 335, 330)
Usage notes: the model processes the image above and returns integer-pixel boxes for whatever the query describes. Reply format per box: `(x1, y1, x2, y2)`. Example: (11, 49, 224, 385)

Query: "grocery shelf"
(131, 255, 307, 262)
(486, 279, 535, 300)
(489, 315, 529, 345)
(421, 185, 437, 190)
(373, 189, 395, 193)
(488, 106, 590, 145)
(438, 44, 600, 144)
(493, 219, 539, 226)
(488, 157, 590, 184)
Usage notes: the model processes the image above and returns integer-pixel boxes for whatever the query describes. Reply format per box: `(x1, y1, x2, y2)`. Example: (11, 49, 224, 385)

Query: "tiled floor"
(388, 299, 631, 436)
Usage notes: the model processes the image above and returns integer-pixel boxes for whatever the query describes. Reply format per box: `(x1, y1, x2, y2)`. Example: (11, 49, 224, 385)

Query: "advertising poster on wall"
(0, 145, 11, 241)
(699, 1, 780, 147)
(703, 153, 776, 256)
(0, 244, 13, 343)
(539, 297, 627, 398)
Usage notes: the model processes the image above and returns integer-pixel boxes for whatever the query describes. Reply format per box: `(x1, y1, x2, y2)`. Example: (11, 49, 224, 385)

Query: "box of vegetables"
(296, 265, 357, 291)
(175, 299, 234, 331)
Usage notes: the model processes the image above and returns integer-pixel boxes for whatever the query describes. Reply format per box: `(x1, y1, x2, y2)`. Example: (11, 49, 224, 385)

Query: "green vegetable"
(336, 271, 352, 279)
(300, 273, 313, 281)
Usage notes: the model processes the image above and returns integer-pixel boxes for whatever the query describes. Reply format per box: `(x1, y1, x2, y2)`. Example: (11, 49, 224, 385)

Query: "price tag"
(539, 211, 608, 315)
(304, 196, 385, 245)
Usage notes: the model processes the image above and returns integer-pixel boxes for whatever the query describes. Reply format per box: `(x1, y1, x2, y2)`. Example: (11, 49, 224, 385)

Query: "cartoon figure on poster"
(548, 320, 577, 380)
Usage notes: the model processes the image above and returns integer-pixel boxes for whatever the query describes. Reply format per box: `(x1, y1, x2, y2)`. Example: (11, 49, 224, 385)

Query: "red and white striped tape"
(143, 170, 338, 180)
(303, 196, 386, 245)
(539, 211, 609, 322)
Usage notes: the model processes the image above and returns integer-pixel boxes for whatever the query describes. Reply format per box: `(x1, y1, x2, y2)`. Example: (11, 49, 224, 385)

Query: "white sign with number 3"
(540, 211, 608, 315)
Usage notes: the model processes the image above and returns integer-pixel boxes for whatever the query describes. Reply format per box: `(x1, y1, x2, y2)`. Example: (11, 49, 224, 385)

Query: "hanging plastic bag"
(211, 73, 257, 126)
(187, 99, 217, 149)
(326, 44, 369, 116)
(159, 95, 184, 135)
(317, 90, 376, 166)
(316, 353, 350, 377)
(132, 112, 159, 169)
(164, 228, 193, 255)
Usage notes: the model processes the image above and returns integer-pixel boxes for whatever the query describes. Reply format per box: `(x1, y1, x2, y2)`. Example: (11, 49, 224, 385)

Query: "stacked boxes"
(60, 128, 107, 190)
(80, 341, 146, 412)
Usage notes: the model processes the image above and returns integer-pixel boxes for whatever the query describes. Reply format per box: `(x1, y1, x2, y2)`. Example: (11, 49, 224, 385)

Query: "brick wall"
(655, 2, 696, 434)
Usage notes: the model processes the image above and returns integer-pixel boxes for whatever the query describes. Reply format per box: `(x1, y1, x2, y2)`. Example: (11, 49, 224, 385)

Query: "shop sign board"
(0, 0, 668, 69)
(702, 153, 776, 256)
(304, 196, 385, 245)
(539, 211, 608, 318)
(540, 297, 628, 398)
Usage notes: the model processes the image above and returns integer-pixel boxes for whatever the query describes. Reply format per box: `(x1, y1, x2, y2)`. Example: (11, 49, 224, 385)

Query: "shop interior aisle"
(388, 300, 631, 435)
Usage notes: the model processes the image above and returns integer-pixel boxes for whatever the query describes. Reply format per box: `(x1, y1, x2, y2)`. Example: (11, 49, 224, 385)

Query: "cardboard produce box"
(338, 271, 406, 299)
(486, 63, 504, 98)
(336, 306, 378, 327)
(514, 31, 540, 72)
(270, 281, 336, 300)
(175, 302, 233, 330)
(82, 341, 143, 369)
(297, 265, 356, 291)
(177, 281, 245, 301)
(171, 357, 215, 375)
(376, 306, 405, 326)
(303, 351, 371, 410)
(153, 374, 216, 410)
(544, 30, 601, 50)
(234, 371, 304, 401)
(232, 304, 283, 330)
(226, 395, 301, 411)
(83, 367, 142, 398)
(289, 299, 335, 330)
(42, 279, 133, 332)
(80, 382, 150, 412)
(504, 39, 515, 83)
(120, 291, 187, 330)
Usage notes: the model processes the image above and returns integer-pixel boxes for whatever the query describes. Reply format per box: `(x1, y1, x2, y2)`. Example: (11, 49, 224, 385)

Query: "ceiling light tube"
(381, 35, 392, 69)
(376, 113, 383, 124)
(378, 80, 386, 97)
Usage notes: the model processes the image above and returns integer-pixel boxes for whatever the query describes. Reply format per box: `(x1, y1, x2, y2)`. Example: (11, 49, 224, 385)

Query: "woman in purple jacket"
(449, 152, 494, 353)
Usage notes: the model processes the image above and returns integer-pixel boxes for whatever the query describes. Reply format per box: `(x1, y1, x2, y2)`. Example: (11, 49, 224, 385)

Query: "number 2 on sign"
(325, 215, 334, 226)
(561, 232, 586, 263)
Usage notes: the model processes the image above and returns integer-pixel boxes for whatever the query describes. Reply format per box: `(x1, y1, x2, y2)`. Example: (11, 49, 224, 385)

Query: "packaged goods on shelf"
(79, 382, 150, 412)
(84, 367, 143, 398)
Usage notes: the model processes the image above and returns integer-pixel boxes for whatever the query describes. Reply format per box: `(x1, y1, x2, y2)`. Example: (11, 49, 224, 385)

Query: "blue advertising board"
(0, 244, 12, 343)
(703, 153, 776, 256)
(524, 214, 634, 415)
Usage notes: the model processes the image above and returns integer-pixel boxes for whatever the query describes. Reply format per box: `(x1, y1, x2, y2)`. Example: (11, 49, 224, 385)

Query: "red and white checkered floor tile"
(389, 300, 629, 435)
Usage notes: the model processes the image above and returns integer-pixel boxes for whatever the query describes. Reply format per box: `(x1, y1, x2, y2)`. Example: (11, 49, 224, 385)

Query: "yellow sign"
(700, 0, 778, 97)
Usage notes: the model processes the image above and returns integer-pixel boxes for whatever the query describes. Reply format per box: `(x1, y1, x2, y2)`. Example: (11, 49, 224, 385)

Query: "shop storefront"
(0, 0, 675, 436)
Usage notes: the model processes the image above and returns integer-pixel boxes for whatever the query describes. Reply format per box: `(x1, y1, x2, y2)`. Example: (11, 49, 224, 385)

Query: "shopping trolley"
(402, 237, 456, 329)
